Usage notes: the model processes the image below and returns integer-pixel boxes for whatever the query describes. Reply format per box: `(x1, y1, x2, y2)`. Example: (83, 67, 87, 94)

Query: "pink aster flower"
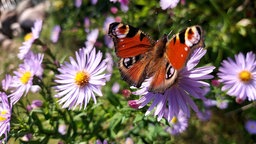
(51, 25, 61, 43)
(8, 52, 44, 105)
(160, 0, 180, 10)
(165, 111, 188, 135)
(0, 92, 11, 143)
(217, 51, 256, 101)
(18, 20, 43, 60)
(245, 120, 256, 134)
(132, 48, 215, 121)
(54, 47, 110, 110)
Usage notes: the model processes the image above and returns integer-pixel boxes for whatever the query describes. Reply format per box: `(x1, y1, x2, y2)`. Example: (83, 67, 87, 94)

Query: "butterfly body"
(108, 22, 204, 93)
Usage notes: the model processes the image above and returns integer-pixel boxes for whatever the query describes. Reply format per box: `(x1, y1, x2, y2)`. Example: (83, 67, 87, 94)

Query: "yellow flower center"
(239, 70, 252, 83)
(74, 71, 90, 87)
(24, 33, 33, 41)
(0, 110, 8, 122)
(20, 71, 32, 84)
(171, 116, 178, 124)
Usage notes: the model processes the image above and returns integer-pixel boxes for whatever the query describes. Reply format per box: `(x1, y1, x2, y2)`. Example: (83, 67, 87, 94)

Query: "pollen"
(74, 71, 90, 87)
(20, 71, 32, 84)
(24, 33, 33, 41)
(239, 70, 252, 83)
(171, 116, 178, 124)
(0, 110, 8, 122)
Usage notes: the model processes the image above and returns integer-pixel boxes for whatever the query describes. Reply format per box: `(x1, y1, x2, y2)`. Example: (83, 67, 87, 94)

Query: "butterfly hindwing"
(148, 61, 178, 93)
(118, 55, 150, 87)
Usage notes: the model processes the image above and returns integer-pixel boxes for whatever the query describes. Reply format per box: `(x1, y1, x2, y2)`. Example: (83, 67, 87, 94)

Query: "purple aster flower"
(18, 20, 43, 60)
(51, 25, 61, 43)
(0, 92, 11, 142)
(132, 48, 215, 121)
(218, 51, 256, 101)
(245, 120, 256, 134)
(8, 52, 44, 105)
(54, 47, 110, 110)
(160, 0, 180, 10)
(165, 111, 188, 135)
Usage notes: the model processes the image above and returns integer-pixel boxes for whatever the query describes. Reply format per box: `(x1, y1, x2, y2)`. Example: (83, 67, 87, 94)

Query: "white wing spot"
(181, 54, 184, 57)
(184, 47, 188, 51)
(122, 45, 125, 47)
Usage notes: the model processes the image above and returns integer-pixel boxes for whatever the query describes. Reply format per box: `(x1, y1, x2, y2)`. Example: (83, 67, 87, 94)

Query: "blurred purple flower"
(112, 82, 120, 94)
(31, 100, 43, 109)
(84, 17, 90, 32)
(8, 52, 44, 105)
(96, 139, 108, 144)
(20, 133, 33, 142)
(91, 0, 98, 5)
(245, 120, 256, 134)
(110, 7, 118, 14)
(18, 20, 43, 60)
(217, 51, 256, 101)
(197, 110, 211, 121)
(125, 137, 134, 144)
(160, 0, 180, 10)
(75, 0, 82, 8)
(2, 74, 12, 91)
(110, 0, 129, 12)
(54, 47, 110, 110)
(51, 25, 61, 43)
(0, 92, 11, 143)
(85, 29, 99, 52)
(165, 111, 188, 135)
(132, 48, 215, 121)
(58, 124, 67, 135)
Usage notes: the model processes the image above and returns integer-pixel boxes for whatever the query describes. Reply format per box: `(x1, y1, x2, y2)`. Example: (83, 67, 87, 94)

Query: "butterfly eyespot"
(166, 64, 175, 79)
(123, 58, 134, 68)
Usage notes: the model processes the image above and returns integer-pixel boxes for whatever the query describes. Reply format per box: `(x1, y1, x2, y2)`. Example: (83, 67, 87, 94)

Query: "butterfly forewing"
(108, 22, 155, 58)
(166, 25, 204, 70)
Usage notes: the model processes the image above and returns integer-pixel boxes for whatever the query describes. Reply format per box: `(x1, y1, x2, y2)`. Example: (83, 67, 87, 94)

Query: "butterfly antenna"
(167, 30, 173, 38)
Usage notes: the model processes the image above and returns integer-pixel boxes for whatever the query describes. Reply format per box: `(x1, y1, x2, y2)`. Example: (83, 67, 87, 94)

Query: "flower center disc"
(239, 70, 252, 83)
(75, 71, 90, 87)
(20, 71, 32, 84)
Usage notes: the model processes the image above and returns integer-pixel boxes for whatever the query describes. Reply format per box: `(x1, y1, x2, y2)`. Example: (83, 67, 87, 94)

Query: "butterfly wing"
(166, 25, 204, 70)
(108, 22, 155, 58)
(108, 22, 155, 87)
(148, 60, 178, 93)
(148, 26, 204, 93)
